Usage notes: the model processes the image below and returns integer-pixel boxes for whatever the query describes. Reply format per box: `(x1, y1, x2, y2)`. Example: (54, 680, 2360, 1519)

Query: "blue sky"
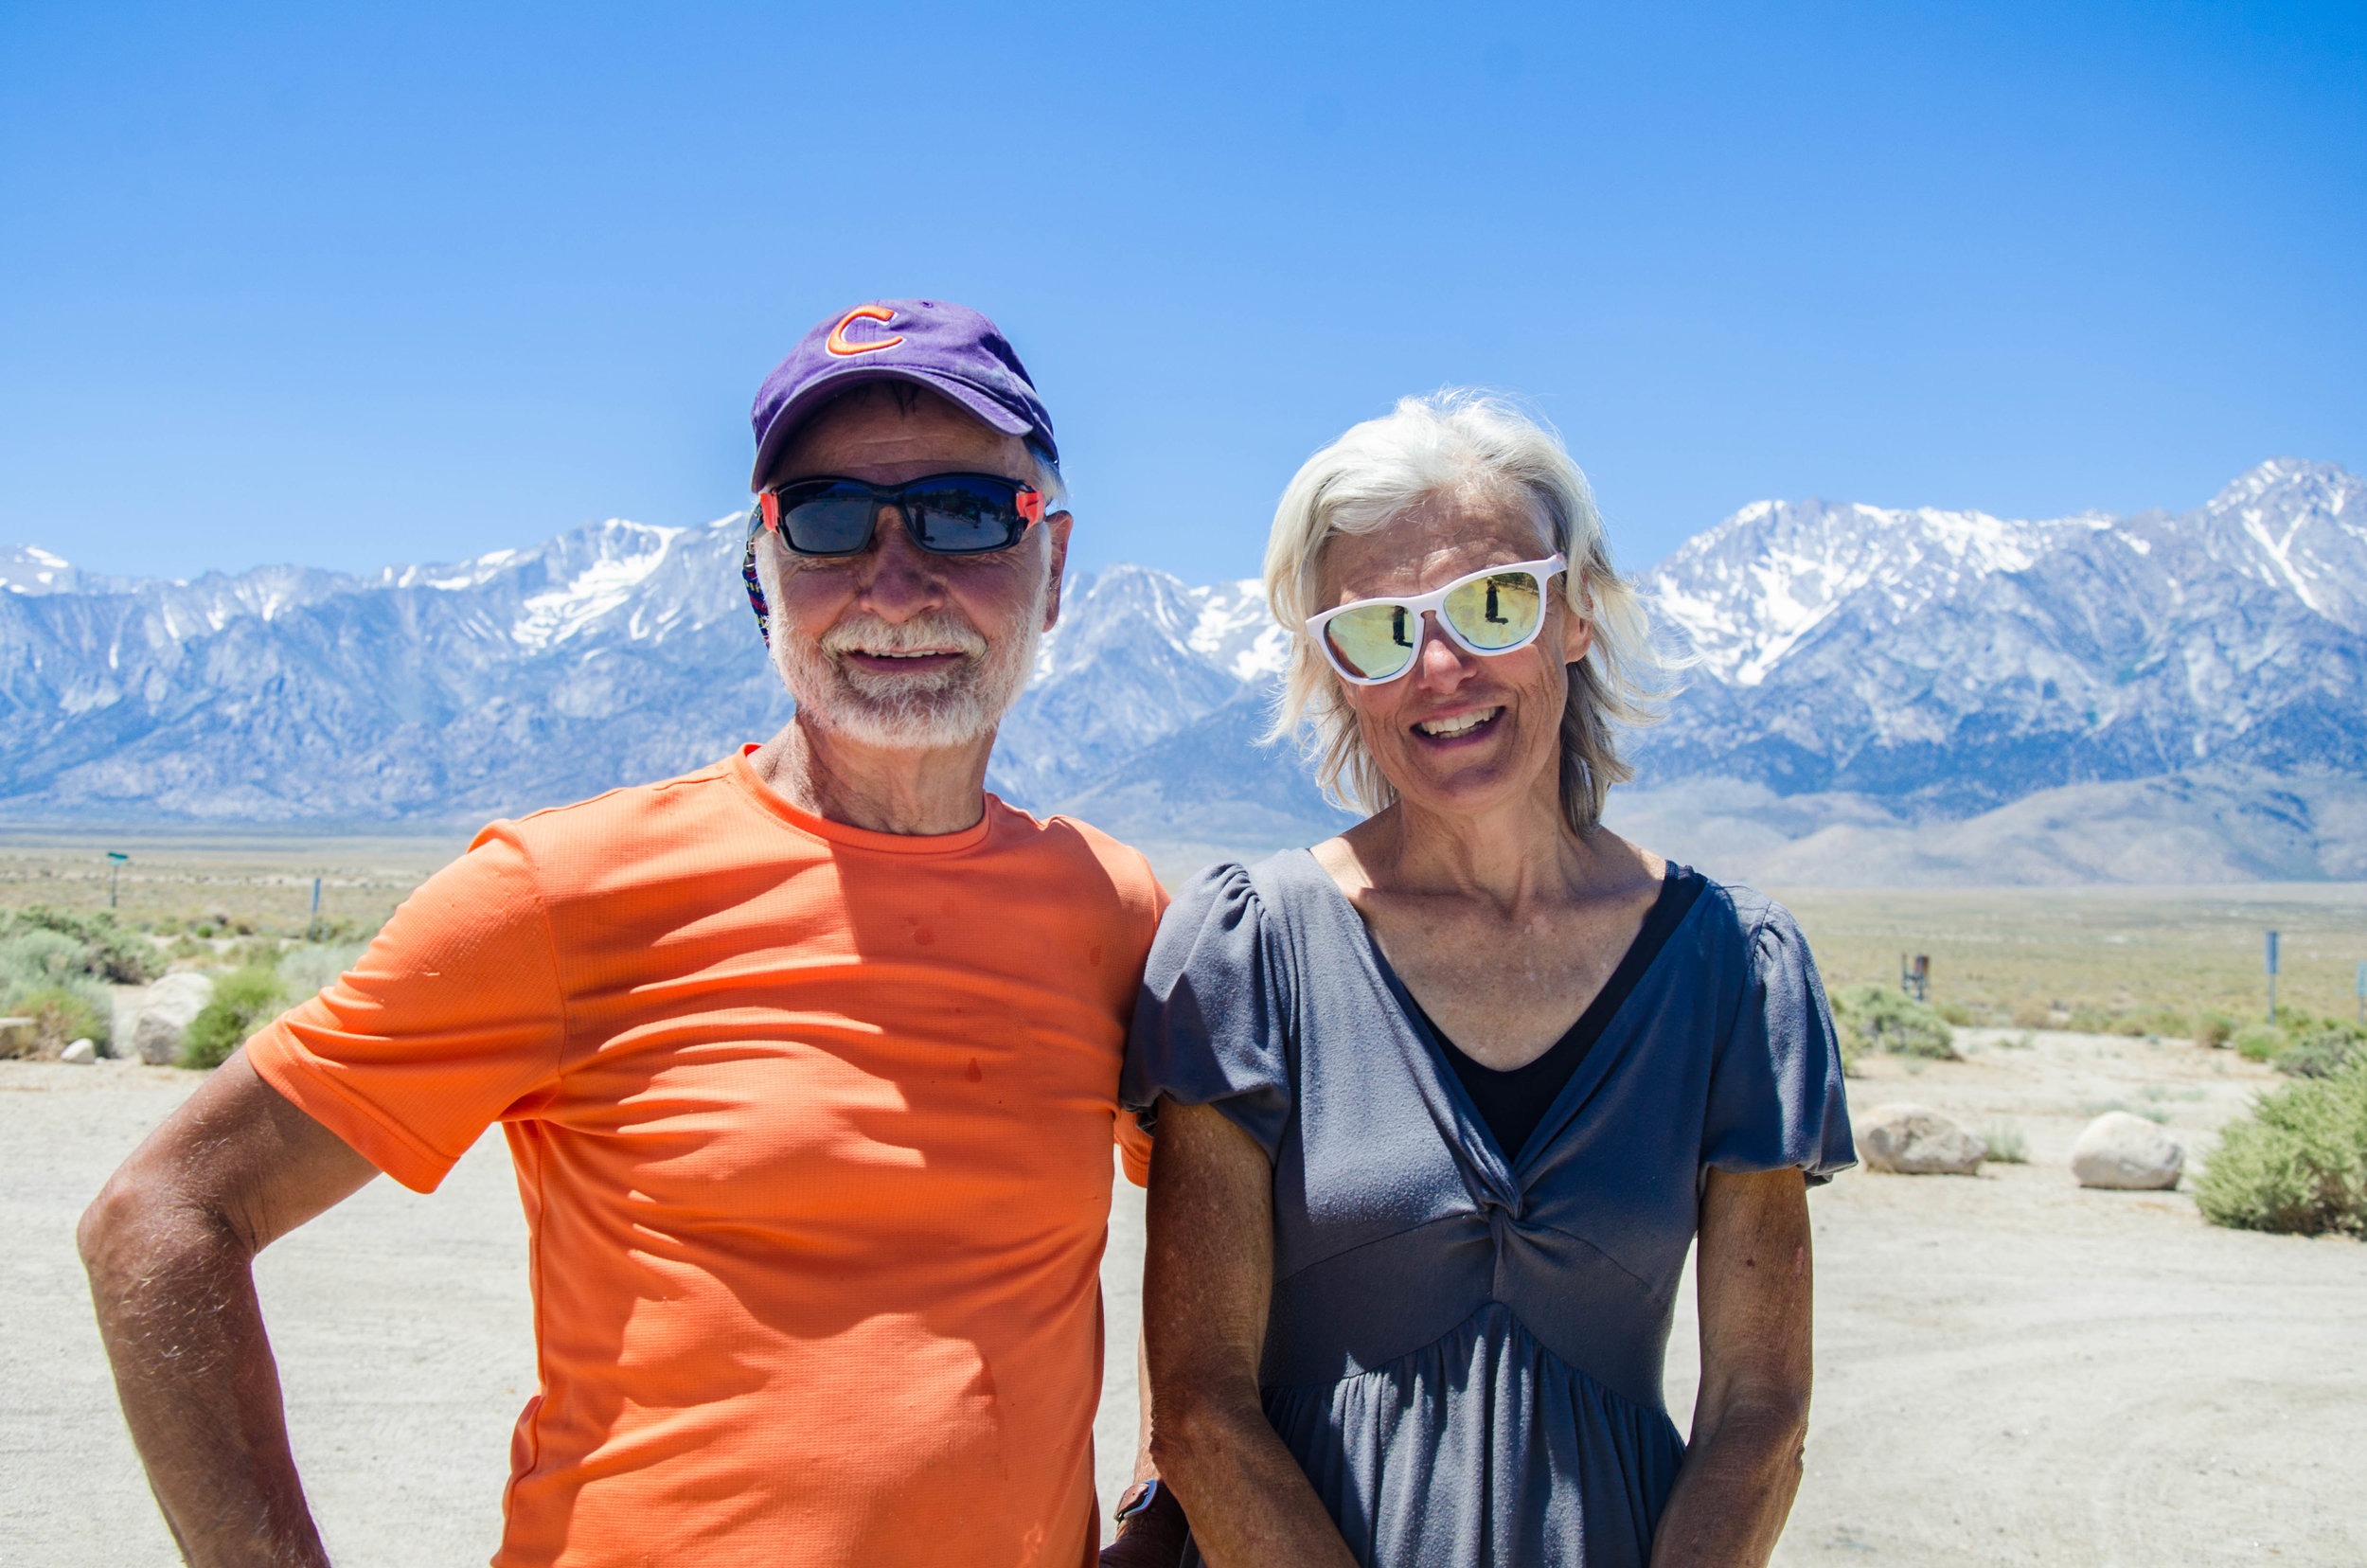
(3, 1, 2361, 586)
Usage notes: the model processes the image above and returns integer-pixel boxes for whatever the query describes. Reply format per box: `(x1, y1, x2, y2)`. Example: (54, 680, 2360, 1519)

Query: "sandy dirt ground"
(7, 1031, 2362, 1565)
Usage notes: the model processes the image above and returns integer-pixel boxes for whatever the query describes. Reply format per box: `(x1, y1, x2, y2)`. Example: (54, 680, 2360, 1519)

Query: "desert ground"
(10, 1031, 2363, 1564)
(6, 837, 2365, 1563)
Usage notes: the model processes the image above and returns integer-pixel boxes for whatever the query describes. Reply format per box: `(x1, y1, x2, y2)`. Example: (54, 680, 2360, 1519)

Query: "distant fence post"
(107, 850, 129, 909)
(1898, 952, 1930, 1004)
(2264, 931, 2279, 1025)
(309, 877, 323, 942)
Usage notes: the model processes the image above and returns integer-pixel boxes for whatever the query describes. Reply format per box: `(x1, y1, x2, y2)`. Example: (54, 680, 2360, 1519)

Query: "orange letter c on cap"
(826, 306, 904, 357)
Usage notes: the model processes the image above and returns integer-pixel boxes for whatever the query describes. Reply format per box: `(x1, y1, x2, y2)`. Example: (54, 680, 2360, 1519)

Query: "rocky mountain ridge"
(1638, 458, 2366, 812)
(4, 458, 2359, 882)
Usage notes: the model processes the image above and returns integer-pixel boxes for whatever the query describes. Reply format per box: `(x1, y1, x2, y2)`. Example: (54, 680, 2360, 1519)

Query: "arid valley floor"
(5, 834, 2363, 1564)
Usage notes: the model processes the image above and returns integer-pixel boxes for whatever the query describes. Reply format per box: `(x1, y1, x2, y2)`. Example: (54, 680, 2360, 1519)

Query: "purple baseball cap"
(748, 299, 1059, 490)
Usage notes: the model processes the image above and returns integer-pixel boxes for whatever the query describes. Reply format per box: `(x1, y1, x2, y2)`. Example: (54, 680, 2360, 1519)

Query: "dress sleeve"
(243, 823, 568, 1194)
(1120, 861, 1293, 1161)
(1700, 899, 1857, 1186)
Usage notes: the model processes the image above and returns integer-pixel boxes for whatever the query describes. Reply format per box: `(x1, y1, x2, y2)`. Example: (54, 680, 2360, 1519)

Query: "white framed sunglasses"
(1304, 555, 1569, 686)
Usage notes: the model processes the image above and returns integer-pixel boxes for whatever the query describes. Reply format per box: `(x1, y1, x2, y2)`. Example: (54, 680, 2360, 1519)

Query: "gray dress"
(1122, 850, 1855, 1568)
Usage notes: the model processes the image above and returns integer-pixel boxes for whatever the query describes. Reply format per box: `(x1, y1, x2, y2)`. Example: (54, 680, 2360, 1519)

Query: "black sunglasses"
(754, 472, 1047, 558)
(739, 471, 1051, 646)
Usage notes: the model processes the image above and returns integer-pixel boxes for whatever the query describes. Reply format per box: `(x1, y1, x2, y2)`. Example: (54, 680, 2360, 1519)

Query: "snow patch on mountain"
(1187, 579, 1291, 681)
(510, 522, 685, 650)
(0, 545, 76, 595)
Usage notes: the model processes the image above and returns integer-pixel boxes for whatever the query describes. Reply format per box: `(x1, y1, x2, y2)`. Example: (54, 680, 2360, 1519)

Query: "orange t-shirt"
(244, 748, 1165, 1568)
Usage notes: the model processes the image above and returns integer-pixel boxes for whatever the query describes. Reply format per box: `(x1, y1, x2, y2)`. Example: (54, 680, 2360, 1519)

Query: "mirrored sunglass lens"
(1442, 572, 1543, 650)
(782, 494, 880, 554)
(908, 483, 1020, 552)
(1325, 602, 1420, 680)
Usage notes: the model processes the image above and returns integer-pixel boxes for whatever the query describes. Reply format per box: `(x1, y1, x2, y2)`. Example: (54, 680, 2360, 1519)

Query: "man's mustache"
(818, 612, 988, 660)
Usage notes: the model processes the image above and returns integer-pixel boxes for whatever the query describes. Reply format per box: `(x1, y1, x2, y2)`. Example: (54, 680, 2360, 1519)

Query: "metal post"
(309, 877, 322, 942)
(2264, 931, 2279, 1025)
(107, 850, 128, 909)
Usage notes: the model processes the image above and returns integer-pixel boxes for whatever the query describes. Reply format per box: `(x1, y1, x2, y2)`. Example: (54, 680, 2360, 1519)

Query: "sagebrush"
(2195, 1058, 2367, 1237)
(0, 928, 117, 1056)
(1829, 983, 1957, 1074)
(178, 967, 288, 1070)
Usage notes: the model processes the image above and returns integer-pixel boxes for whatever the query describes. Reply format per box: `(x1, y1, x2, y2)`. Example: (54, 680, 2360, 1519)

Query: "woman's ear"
(1560, 577, 1594, 665)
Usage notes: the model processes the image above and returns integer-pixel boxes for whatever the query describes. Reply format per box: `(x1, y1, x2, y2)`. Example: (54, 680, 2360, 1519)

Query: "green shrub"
(276, 942, 365, 1000)
(0, 905, 158, 984)
(0, 931, 116, 1054)
(2081, 1097, 2170, 1125)
(1831, 983, 1958, 1063)
(178, 967, 288, 1070)
(223, 935, 283, 970)
(0, 929, 86, 990)
(2233, 1023, 2287, 1062)
(1935, 1001, 1977, 1027)
(0, 984, 108, 1058)
(2196, 1058, 2367, 1236)
(1982, 1120, 2030, 1163)
(2276, 1019, 2365, 1079)
(2194, 1011, 2237, 1049)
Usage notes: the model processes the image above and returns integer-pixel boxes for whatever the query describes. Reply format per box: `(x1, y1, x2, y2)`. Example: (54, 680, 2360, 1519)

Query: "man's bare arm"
(79, 1048, 381, 1566)
(1649, 1167, 1815, 1567)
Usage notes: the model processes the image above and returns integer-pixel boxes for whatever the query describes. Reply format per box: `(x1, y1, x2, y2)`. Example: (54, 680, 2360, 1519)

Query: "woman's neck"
(1334, 772, 1653, 916)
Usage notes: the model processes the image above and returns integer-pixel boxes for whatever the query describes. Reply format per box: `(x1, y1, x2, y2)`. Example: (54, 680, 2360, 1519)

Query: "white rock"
(1860, 1102, 1986, 1175)
(61, 1038, 98, 1064)
(2072, 1111, 2183, 1190)
(132, 971, 216, 1065)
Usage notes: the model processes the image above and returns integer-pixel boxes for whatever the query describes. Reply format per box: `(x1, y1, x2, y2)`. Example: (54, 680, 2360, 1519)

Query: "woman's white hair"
(1263, 389, 1672, 835)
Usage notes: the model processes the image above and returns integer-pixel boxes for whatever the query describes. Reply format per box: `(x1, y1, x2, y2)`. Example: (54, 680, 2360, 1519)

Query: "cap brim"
(750, 365, 1033, 490)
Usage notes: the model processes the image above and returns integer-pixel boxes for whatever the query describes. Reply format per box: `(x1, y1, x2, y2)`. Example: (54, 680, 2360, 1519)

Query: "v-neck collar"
(1277, 848, 1708, 1191)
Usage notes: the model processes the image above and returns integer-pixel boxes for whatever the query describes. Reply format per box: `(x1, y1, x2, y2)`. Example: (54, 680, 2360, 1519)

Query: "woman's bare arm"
(1141, 1101, 1360, 1568)
(1649, 1167, 1815, 1567)
(78, 1048, 382, 1567)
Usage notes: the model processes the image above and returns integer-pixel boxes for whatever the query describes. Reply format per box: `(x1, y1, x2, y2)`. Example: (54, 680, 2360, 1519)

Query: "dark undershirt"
(1411, 864, 1706, 1162)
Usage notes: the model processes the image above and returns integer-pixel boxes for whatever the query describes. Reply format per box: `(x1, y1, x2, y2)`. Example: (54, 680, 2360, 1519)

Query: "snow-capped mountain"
(2, 458, 2358, 877)
(1636, 458, 2367, 811)
(0, 515, 785, 820)
(0, 512, 1339, 838)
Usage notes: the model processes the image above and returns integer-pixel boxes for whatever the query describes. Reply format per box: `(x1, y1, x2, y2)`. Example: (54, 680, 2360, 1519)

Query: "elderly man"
(80, 300, 1166, 1568)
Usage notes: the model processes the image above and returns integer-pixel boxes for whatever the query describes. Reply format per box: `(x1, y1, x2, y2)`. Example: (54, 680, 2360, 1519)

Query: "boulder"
(61, 1038, 98, 1064)
(2072, 1111, 2183, 1190)
(1860, 1102, 1986, 1175)
(132, 972, 216, 1065)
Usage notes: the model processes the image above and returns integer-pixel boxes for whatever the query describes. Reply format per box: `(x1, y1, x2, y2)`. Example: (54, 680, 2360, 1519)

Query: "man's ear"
(1041, 510, 1075, 631)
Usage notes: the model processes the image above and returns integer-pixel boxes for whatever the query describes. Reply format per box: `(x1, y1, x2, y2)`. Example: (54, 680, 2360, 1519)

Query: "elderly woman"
(1114, 393, 1854, 1568)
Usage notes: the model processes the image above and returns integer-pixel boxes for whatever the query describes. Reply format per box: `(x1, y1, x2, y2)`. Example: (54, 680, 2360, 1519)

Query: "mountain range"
(4, 458, 2360, 884)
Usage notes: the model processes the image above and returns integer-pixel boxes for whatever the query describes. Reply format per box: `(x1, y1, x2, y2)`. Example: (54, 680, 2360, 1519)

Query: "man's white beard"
(771, 578, 1045, 751)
